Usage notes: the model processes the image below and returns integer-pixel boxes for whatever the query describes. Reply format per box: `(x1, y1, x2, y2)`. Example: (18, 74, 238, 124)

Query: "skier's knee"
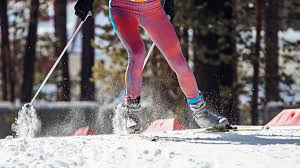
(175, 63, 192, 76)
(128, 48, 145, 68)
(132, 46, 146, 58)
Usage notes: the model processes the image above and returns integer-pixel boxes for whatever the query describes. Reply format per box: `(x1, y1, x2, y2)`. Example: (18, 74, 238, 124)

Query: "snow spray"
(11, 104, 41, 138)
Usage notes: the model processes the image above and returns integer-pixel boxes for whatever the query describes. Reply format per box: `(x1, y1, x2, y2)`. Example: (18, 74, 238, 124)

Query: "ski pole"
(29, 11, 92, 105)
(142, 43, 156, 70)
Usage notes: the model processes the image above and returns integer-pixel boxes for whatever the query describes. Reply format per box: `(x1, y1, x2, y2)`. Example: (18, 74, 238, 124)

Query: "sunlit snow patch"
(11, 104, 41, 138)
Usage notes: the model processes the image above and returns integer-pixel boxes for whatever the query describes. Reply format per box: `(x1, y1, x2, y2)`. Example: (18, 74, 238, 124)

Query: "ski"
(204, 127, 260, 132)
(136, 126, 267, 142)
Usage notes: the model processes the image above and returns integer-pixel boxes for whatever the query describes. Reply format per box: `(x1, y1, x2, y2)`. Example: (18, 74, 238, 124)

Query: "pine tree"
(21, 0, 39, 102)
(54, 0, 71, 101)
(0, 0, 15, 101)
(0, 0, 9, 100)
(192, 0, 239, 124)
(81, 17, 95, 101)
(265, 0, 280, 103)
(251, 0, 264, 125)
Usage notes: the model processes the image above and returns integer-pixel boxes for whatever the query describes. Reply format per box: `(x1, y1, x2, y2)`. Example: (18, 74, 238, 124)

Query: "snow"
(12, 105, 42, 138)
(279, 28, 300, 43)
(1, 128, 300, 168)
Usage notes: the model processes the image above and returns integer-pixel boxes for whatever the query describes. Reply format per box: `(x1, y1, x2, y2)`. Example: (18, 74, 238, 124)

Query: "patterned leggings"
(109, 0, 201, 103)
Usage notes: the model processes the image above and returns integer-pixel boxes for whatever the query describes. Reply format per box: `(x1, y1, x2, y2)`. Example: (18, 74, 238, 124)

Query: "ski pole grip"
(83, 11, 93, 22)
(87, 10, 93, 17)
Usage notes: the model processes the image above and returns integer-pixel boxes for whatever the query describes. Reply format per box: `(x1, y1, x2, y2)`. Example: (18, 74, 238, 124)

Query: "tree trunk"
(265, 0, 280, 103)
(219, 1, 238, 123)
(21, 0, 39, 102)
(251, 0, 263, 125)
(0, 0, 14, 101)
(7, 51, 15, 102)
(80, 18, 95, 101)
(54, 0, 71, 101)
(0, 0, 9, 100)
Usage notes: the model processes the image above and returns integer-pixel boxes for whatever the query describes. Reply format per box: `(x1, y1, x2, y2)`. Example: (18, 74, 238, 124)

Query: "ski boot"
(188, 95, 229, 130)
(113, 96, 142, 134)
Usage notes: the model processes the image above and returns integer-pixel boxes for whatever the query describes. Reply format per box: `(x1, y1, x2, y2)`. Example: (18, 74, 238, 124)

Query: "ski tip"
(152, 136, 159, 142)
(226, 124, 237, 129)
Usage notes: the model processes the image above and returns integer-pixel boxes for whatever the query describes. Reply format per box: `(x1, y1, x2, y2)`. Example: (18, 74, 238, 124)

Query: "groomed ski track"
(1, 126, 300, 168)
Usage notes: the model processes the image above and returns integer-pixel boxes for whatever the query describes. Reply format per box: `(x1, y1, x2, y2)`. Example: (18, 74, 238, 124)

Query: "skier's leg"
(109, 6, 146, 100)
(139, 5, 199, 100)
(109, 3, 145, 133)
(139, 3, 229, 129)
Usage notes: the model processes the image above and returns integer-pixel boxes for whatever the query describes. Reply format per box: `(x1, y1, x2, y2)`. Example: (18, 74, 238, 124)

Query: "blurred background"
(0, 0, 299, 138)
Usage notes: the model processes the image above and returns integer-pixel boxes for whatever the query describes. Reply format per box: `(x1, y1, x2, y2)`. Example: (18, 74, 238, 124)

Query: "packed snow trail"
(1, 128, 300, 168)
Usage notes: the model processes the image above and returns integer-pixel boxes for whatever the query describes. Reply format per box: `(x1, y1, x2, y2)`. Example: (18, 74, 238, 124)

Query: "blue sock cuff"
(187, 94, 204, 104)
